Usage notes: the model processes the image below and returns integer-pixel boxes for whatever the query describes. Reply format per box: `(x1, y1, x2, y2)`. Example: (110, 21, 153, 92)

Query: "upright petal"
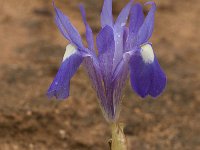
(79, 5, 95, 51)
(115, 0, 133, 30)
(113, 0, 133, 69)
(101, 0, 113, 27)
(97, 25, 115, 118)
(47, 44, 83, 99)
(137, 1, 156, 45)
(55, 15, 70, 40)
(129, 3, 144, 35)
(129, 44, 166, 98)
(53, 2, 84, 49)
(97, 25, 115, 78)
(126, 3, 144, 50)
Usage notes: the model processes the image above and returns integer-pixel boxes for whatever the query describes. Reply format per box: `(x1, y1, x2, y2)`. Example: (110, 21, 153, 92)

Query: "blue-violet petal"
(79, 5, 94, 51)
(53, 2, 84, 49)
(101, 0, 113, 27)
(129, 45, 166, 98)
(137, 1, 156, 45)
(47, 44, 83, 99)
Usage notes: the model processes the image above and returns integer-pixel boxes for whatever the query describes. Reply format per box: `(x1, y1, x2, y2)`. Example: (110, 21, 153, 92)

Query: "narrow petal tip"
(52, 0, 56, 9)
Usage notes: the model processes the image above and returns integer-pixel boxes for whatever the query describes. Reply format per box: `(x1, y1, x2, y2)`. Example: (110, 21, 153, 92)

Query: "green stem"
(111, 122, 127, 150)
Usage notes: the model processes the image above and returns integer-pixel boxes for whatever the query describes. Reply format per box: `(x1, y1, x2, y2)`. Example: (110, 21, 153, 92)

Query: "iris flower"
(47, 0, 166, 122)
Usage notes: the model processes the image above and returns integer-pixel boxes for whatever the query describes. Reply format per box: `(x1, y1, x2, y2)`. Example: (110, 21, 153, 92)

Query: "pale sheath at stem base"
(110, 123, 128, 150)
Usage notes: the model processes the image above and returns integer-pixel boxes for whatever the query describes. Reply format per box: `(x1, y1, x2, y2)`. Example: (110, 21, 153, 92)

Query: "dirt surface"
(0, 0, 200, 149)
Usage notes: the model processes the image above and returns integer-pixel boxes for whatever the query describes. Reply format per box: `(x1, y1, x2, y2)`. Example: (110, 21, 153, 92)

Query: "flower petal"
(82, 48, 121, 120)
(115, 0, 133, 30)
(47, 44, 83, 99)
(137, 1, 156, 45)
(83, 54, 115, 120)
(79, 5, 94, 51)
(101, 0, 113, 27)
(83, 56, 105, 101)
(112, 58, 129, 120)
(113, 0, 133, 69)
(97, 25, 115, 78)
(129, 45, 166, 98)
(148, 57, 166, 97)
(96, 25, 115, 118)
(53, 2, 84, 49)
(55, 15, 70, 40)
(123, 27, 129, 51)
(129, 3, 144, 35)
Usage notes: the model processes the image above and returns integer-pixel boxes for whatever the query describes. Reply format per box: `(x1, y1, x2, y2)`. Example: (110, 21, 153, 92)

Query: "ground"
(0, 0, 199, 149)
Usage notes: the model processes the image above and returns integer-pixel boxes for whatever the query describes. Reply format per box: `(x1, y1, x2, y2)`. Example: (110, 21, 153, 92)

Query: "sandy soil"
(0, 0, 199, 149)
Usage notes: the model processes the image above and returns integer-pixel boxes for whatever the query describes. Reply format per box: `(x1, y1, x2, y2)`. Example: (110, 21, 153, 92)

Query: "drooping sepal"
(129, 45, 166, 98)
(148, 57, 167, 97)
(47, 44, 83, 99)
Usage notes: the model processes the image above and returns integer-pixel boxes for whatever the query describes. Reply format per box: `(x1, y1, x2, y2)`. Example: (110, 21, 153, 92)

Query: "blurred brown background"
(0, 0, 199, 149)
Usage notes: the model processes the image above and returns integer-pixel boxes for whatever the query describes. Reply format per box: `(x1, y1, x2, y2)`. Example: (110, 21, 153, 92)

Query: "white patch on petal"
(140, 43, 155, 64)
(63, 44, 77, 61)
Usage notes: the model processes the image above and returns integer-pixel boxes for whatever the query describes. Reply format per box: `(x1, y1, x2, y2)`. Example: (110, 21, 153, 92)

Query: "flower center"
(140, 43, 154, 64)
(63, 44, 77, 61)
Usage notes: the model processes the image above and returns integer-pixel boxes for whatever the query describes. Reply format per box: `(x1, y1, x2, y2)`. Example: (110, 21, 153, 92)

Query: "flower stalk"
(110, 123, 127, 150)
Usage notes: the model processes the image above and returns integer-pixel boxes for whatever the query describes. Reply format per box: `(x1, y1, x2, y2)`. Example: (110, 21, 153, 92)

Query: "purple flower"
(47, 0, 166, 121)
